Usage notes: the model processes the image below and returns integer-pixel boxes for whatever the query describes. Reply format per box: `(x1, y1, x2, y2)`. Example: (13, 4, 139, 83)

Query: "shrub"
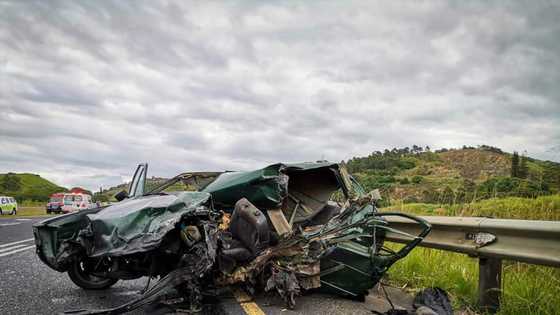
(399, 177, 410, 185)
(412, 175, 424, 184)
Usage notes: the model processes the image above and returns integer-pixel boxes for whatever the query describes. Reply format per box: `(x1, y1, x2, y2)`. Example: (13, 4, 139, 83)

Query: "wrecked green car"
(33, 162, 430, 313)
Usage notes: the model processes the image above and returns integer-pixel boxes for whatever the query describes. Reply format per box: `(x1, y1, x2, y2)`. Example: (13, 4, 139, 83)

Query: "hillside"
(347, 145, 560, 204)
(7, 145, 555, 204)
(95, 146, 560, 204)
(94, 177, 168, 201)
(0, 173, 67, 202)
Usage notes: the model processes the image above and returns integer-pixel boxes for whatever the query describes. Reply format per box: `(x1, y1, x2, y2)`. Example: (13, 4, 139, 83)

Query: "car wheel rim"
(77, 260, 109, 283)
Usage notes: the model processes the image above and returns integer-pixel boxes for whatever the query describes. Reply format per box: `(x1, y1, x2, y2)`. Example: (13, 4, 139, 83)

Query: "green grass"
(385, 194, 560, 221)
(386, 247, 560, 315)
(382, 195, 560, 314)
(19, 200, 48, 207)
(0, 206, 53, 219)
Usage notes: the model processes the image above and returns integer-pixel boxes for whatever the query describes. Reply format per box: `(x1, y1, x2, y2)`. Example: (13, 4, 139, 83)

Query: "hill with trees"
(346, 145, 560, 205)
(4, 145, 559, 205)
(0, 173, 67, 202)
(93, 177, 169, 202)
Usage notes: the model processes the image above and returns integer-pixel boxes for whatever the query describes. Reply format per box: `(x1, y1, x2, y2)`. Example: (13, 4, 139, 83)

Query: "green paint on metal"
(202, 162, 348, 210)
(86, 192, 212, 257)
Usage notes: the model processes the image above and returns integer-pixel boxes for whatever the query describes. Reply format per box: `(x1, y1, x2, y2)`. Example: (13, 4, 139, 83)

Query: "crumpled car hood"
(83, 192, 212, 257)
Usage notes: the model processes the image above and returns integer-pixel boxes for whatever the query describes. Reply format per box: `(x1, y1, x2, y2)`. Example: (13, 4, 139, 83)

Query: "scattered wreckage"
(33, 162, 430, 314)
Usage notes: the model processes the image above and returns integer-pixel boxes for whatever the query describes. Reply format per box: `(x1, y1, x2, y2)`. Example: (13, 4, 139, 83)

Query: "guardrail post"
(478, 257, 502, 313)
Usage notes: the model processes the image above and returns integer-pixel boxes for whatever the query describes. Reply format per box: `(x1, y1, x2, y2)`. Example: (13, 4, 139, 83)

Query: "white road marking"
(16, 218, 32, 221)
(0, 222, 21, 226)
(51, 297, 69, 304)
(0, 244, 28, 253)
(0, 238, 34, 248)
(0, 245, 35, 258)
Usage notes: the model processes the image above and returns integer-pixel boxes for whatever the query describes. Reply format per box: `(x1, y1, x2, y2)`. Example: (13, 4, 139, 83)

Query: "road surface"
(0, 216, 394, 315)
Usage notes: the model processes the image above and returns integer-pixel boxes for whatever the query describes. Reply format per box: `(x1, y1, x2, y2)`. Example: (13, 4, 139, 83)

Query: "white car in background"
(0, 196, 18, 215)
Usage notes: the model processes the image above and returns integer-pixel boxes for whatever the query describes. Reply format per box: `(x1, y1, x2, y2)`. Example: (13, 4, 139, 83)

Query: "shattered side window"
(349, 176, 366, 196)
(161, 181, 197, 193)
(338, 163, 368, 198)
(329, 190, 346, 203)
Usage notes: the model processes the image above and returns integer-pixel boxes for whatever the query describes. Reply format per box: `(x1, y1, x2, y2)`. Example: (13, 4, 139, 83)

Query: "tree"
(518, 153, 529, 179)
(441, 186, 455, 205)
(511, 151, 519, 178)
(92, 193, 109, 203)
(399, 177, 410, 185)
(0, 173, 21, 192)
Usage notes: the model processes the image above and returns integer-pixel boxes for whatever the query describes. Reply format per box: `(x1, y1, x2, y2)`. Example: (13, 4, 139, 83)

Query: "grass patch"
(386, 246, 560, 315)
(385, 194, 560, 221)
(386, 246, 478, 309)
(0, 206, 52, 218)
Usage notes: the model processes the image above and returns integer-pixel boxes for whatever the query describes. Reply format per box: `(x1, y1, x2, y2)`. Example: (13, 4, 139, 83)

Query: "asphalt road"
(0, 216, 384, 315)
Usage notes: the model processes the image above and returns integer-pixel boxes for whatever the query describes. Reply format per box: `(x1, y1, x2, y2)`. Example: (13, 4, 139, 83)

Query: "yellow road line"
(232, 288, 266, 315)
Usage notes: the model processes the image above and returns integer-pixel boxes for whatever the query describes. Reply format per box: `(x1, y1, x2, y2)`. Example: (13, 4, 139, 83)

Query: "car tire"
(11, 208, 16, 215)
(67, 258, 118, 290)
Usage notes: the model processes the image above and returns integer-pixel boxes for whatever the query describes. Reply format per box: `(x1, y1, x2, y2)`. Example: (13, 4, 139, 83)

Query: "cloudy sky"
(1, 1, 559, 190)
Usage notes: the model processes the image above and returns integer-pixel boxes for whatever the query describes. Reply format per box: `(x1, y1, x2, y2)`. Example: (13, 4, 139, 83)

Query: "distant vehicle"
(0, 196, 17, 215)
(61, 193, 93, 213)
(46, 192, 93, 214)
(46, 193, 65, 214)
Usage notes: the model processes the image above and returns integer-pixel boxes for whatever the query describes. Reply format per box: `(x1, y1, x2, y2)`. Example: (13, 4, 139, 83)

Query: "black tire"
(67, 258, 118, 290)
(11, 208, 16, 215)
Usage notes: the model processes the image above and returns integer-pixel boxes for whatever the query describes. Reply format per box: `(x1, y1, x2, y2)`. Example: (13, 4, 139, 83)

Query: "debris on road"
(369, 285, 453, 315)
(413, 287, 453, 315)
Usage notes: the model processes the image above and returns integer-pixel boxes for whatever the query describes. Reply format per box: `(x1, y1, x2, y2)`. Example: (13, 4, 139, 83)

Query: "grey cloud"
(1, 1, 559, 190)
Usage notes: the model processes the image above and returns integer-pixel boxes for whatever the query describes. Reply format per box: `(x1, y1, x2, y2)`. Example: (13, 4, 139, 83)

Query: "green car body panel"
(201, 162, 346, 210)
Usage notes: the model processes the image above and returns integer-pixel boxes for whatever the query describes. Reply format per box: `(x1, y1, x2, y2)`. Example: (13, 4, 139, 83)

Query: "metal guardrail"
(383, 215, 560, 313)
